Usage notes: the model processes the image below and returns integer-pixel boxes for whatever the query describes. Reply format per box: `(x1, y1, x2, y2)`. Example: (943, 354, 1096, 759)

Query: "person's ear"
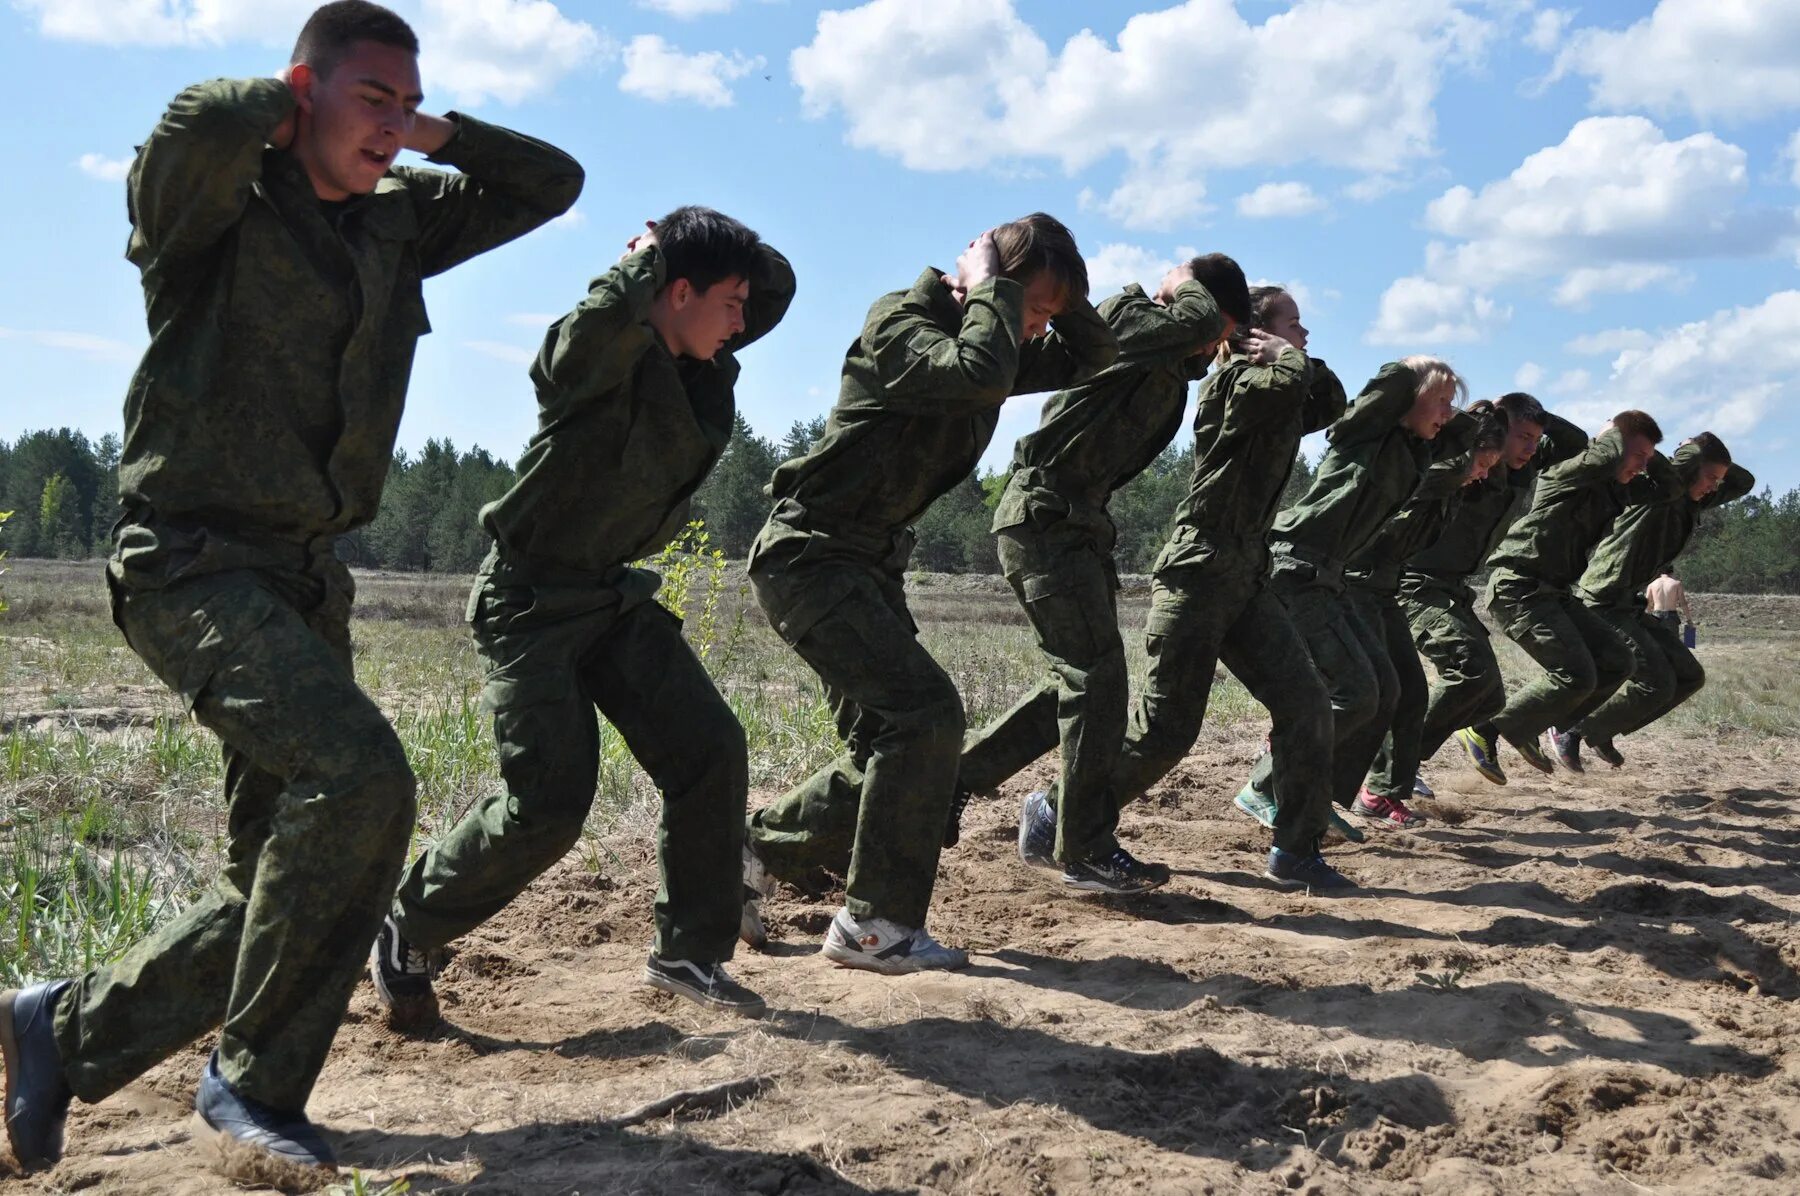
(289, 62, 318, 114)
(667, 278, 693, 310)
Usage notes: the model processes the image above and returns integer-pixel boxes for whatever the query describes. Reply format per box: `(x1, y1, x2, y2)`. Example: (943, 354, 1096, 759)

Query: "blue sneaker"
(1412, 775, 1436, 799)
(195, 1053, 336, 1170)
(2, 980, 74, 1173)
(1017, 790, 1056, 870)
(1265, 848, 1355, 891)
(1233, 783, 1278, 828)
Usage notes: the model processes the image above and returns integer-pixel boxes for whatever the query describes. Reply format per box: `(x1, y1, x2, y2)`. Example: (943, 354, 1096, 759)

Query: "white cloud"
(464, 339, 536, 365)
(1367, 277, 1509, 345)
(619, 34, 761, 108)
(791, 0, 1492, 229)
(1552, 1, 1800, 120)
(0, 326, 140, 363)
(1236, 181, 1326, 219)
(1552, 263, 1686, 309)
(1545, 367, 1591, 398)
(1566, 328, 1654, 356)
(1084, 243, 1177, 295)
(1787, 130, 1800, 189)
(638, 0, 735, 16)
(76, 152, 132, 182)
(1524, 7, 1571, 52)
(13, 0, 313, 46)
(546, 207, 587, 230)
(1514, 361, 1545, 389)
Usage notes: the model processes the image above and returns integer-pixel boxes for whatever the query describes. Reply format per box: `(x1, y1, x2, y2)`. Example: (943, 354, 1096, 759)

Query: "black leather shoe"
(194, 1053, 336, 1170)
(1, 979, 74, 1173)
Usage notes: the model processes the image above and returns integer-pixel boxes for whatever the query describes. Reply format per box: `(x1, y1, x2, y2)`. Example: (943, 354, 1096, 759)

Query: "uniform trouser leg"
(1215, 590, 1334, 854)
(1361, 595, 1431, 801)
(1404, 584, 1504, 760)
(1489, 581, 1635, 743)
(55, 568, 416, 1111)
(959, 524, 1126, 863)
(746, 574, 963, 930)
(393, 602, 747, 965)
(1577, 606, 1705, 742)
(1248, 585, 1389, 809)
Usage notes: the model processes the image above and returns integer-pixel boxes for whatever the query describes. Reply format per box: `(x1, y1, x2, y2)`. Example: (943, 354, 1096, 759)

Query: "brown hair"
(1612, 409, 1664, 445)
(292, 1, 418, 78)
(993, 213, 1088, 302)
(1464, 400, 1510, 454)
(1687, 430, 1731, 465)
(1186, 253, 1251, 324)
(1494, 391, 1546, 429)
(1398, 355, 1469, 406)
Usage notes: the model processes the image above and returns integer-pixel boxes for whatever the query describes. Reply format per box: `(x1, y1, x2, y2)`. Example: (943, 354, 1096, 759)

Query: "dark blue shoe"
(1016, 790, 1056, 870)
(2, 979, 74, 1173)
(195, 1053, 336, 1170)
(1264, 848, 1355, 892)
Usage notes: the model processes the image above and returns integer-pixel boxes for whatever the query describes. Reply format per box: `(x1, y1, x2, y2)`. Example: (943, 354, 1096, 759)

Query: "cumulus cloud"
(1524, 7, 1571, 53)
(1083, 243, 1179, 296)
(619, 34, 761, 107)
(1514, 361, 1545, 389)
(790, 0, 1492, 229)
(638, 0, 735, 15)
(1553, 264, 1687, 309)
(76, 152, 132, 182)
(1367, 277, 1509, 345)
(13, 0, 314, 45)
(1552, 0, 1800, 120)
(1565, 328, 1654, 356)
(1236, 182, 1326, 219)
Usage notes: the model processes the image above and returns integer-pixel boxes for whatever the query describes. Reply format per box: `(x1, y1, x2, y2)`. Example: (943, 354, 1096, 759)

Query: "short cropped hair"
(292, 1, 418, 78)
(1494, 391, 1546, 430)
(1398, 355, 1469, 406)
(1687, 430, 1732, 466)
(1612, 409, 1664, 445)
(1186, 253, 1251, 325)
(655, 205, 763, 293)
(993, 213, 1089, 302)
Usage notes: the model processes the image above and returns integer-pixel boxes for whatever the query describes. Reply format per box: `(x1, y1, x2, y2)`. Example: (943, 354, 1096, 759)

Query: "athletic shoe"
(1324, 805, 1368, 845)
(1353, 788, 1428, 829)
(643, 954, 767, 1017)
(1505, 730, 1556, 776)
(1547, 727, 1584, 773)
(820, 909, 968, 974)
(1454, 726, 1508, 785)
(369, 916, 438, 1031)
(1233, 782, 1278, 828)
(1, 979, 73, 1173)
(1412, 775, 1436, 799)
(943, 787, 975, 849)
(1060, 847, 1170, 895)
(740, 843, 776, 950)
(1588, 736, 1625, 769)
(1264, 848, 1355, 892)
(1017, 790, 1057, 870)
(195, 1052, 335, 1170)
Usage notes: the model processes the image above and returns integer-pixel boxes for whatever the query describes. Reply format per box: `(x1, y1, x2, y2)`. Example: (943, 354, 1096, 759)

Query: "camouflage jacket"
(1578, 445, 1755, 606)
(115, 76, 582, 584)
(1346, 411, 1482, 592)
(479, 241, 795, 589)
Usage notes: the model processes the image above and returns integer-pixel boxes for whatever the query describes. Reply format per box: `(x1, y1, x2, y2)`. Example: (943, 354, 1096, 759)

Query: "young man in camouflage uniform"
(1569, 434, 1753, 767)
(370, 209, 793, 1027)
(1, 1, 580, 1174)
(948, 254, 1248, 893)
(740, 216, 1116, 971)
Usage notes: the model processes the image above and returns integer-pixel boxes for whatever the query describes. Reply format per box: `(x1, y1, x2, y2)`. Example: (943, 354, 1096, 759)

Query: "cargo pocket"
(117, 579, 283, 714)
(1019, 571, 1108, 666)
(481, 655, 589, 808)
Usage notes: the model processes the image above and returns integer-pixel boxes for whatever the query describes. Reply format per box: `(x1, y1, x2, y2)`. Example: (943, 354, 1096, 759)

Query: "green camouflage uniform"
(745, 270, 1116, 927)
(53, 77, 581, 1113)
(1109, 349, 1348, 854)
(955, 281, 1224, 863)
(389, 242, 793, 965)
(1574, 447, 1754, 744)
(1243, 364, 1435, 811)
(1398, 414, 1589, 763)
(1485, 430, 1682, 746)
(1346, 413, 1480, 801)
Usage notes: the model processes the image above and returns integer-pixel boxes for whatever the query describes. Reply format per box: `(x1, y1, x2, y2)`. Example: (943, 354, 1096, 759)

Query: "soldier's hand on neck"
(405, 112, 456, 156)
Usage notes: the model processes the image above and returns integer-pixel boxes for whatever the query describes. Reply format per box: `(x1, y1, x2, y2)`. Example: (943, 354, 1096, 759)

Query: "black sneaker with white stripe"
(643, 955, 767, 1017)
(369, 915, 439, 1031)
(1060, 846, 1170, 894)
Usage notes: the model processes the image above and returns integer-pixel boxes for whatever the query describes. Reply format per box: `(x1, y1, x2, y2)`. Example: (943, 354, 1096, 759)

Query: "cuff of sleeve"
(968, 277, 1026, 335)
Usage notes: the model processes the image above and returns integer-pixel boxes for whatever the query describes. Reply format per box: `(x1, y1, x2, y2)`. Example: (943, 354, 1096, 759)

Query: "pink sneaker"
(1353, 788, 1427, 829)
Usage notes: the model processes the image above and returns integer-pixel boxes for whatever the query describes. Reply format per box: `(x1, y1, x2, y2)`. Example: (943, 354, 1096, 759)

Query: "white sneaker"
(740, 843, 775, 950)
(819, 908, 968, 974)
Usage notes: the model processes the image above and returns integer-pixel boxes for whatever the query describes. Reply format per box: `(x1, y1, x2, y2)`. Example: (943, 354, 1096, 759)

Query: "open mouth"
(361, 148, 392, 168)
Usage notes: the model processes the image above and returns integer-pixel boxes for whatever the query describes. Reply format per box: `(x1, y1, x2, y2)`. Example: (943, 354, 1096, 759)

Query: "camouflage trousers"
(56, 545, 416, 1112)
(746, 543, 962, 930)
(391, 567, 746, 965)
(1396, 573, 1504, 763)
(1351, 588, 1431, 802)
(957, 515, 1126, 864)
(1487, 570, 1634, 744)
(1575, 602, 1705, 744)
(1246, 567, 1398, 812)
(1121, 551, 1334, 855)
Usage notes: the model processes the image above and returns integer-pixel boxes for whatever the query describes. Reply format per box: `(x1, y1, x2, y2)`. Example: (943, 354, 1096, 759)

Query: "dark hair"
(993, 213, 1089, 301)
(1659, 564, 1675, 576)
(1493, 391, 1546, 430)
(1465, 400, 1510, 454)
(1186, 253, 1251, 325)
(1687, 430, 1732, 466)
(1613, 409, 1664, 445)
(292, 1, 418, 78)
(655, 205, 763, 293)
(1245, 285, 1290, 331)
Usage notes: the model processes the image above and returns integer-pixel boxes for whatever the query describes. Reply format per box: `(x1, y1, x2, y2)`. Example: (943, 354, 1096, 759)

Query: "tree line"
(4, 424, 1797, 591)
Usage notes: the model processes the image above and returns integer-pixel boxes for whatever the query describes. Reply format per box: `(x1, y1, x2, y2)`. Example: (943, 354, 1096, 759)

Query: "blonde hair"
(1398, 355, 1468, 406)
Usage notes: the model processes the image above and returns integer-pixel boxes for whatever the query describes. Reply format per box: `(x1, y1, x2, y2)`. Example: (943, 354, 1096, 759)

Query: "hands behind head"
(1153, 261, 1198, 307)
(949, 230, 1002, 298)
(1232, 328, 1291, 365)
(623, 220, 659, 261)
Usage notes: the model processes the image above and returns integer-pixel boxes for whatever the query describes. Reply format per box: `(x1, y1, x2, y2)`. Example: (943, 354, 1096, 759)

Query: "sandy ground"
(9, 718, 1799, 1195)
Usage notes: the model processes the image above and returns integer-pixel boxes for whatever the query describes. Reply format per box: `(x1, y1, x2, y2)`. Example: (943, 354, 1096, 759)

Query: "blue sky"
(4, 0, 1798, 492)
